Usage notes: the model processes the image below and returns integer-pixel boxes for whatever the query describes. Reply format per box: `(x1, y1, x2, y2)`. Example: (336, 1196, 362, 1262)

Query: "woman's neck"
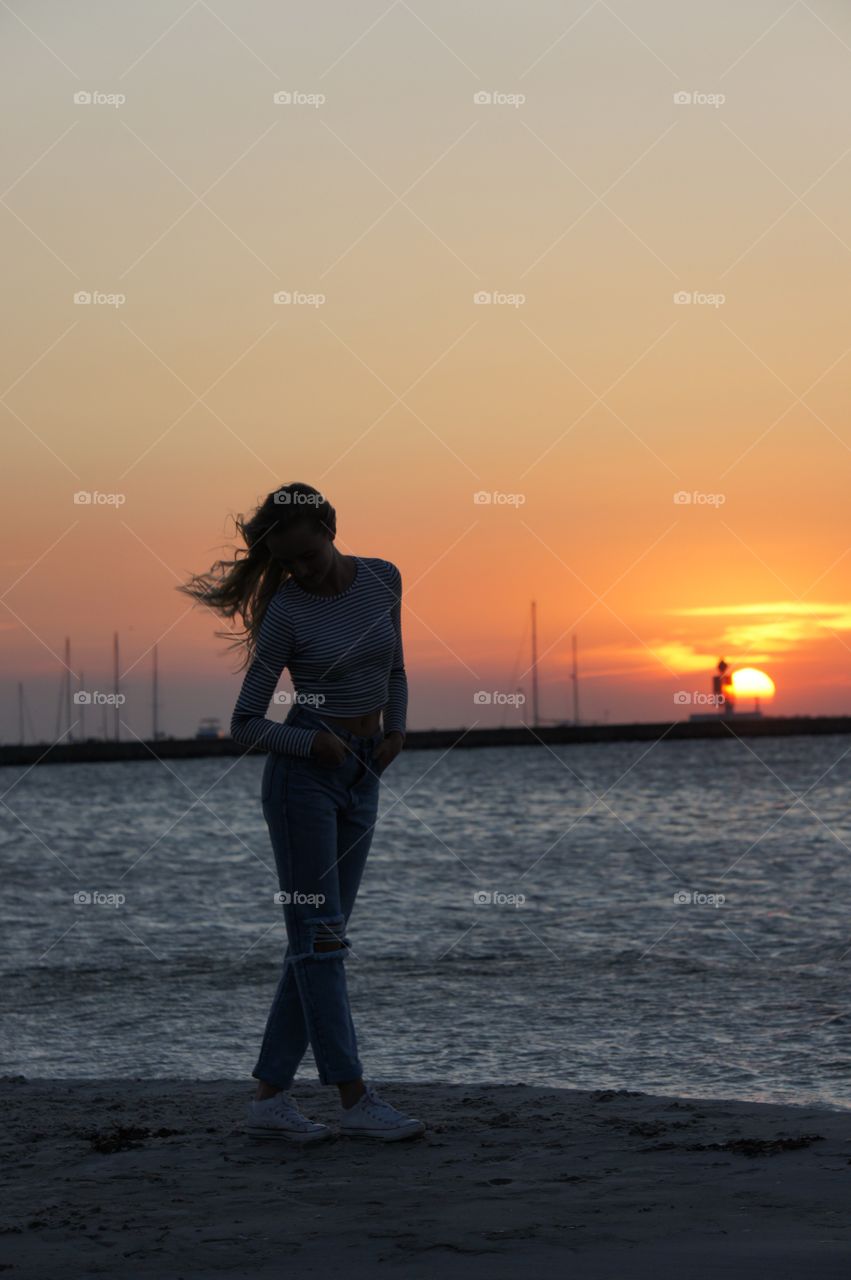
(311, 552, 356, 596)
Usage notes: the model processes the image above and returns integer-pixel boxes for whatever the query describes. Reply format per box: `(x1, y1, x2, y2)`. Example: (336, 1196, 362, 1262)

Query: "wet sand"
(2, 1077, 849, 1277)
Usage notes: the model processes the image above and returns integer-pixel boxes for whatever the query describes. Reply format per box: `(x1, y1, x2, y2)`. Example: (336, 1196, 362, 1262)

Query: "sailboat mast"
(152, 642, 159, 741)
(65, 637, 72, 741)
(571, 633, 580, 726)
(113, 632, 120, 742)
(531, 600, 539, 727)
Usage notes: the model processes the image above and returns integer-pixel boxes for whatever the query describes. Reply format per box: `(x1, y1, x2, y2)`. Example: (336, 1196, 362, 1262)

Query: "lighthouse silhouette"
(712, 659, 736, 716)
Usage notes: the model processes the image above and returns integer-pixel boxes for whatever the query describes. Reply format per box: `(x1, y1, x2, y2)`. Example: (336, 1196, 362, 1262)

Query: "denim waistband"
(285, 702, 385, 748)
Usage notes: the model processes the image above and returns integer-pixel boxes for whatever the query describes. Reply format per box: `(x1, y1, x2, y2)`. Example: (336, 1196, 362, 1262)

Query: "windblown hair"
(176, 482, 335, 669)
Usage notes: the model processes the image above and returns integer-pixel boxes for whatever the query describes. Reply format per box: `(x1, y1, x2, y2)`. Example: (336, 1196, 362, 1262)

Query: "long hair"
(176, 482, 336, 669)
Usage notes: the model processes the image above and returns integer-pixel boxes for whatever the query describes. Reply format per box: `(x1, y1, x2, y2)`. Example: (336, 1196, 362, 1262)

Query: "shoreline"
(3, 714, 851, 766)
(4, 1076, 849, 1277)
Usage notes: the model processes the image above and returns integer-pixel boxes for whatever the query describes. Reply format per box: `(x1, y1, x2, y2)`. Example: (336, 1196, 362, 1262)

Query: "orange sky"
(2, 0, 850, 739)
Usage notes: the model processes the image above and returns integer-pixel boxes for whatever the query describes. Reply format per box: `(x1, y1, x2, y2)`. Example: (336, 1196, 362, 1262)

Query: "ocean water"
(2, 734, 850, 1109)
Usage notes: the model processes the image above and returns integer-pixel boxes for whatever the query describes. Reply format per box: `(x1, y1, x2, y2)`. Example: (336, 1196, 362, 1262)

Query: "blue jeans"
(252, 702, 385, 1089)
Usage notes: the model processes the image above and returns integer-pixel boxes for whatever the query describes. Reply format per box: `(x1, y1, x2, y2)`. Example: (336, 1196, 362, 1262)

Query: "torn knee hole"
(311, 919, 346, 952)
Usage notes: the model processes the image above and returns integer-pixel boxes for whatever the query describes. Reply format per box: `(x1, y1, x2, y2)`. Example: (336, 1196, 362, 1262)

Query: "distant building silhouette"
(712, 659, 735, 716)
(689, 657, 762, 723)
(195, 716, 223, 740)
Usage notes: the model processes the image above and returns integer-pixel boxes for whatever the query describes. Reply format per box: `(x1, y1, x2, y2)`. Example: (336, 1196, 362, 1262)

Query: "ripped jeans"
(252, 703, 385, 1089)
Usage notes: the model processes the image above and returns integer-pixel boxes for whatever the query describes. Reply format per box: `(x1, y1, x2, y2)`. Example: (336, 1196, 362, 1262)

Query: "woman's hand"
(371, 730, 404, 775)
(310, 730, 348, 767)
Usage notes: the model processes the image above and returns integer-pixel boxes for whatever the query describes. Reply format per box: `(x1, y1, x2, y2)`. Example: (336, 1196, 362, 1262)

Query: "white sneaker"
(246, 1091, 331, 1143)
(338, 1084, 425, 1141)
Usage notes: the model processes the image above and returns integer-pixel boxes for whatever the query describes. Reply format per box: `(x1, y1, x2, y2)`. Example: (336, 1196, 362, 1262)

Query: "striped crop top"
(229, 556, 407, 759)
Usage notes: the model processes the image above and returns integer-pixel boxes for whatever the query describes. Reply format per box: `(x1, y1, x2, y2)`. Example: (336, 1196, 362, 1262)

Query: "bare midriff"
(316, 707, 383, 735)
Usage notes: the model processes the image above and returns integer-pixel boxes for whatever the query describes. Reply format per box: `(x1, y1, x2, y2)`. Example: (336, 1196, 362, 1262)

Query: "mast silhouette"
(152, 642, 159, 740)
(530, 600, 539, 728)
(55, 636, 73, 741)
(113, 632, 120, 742)
(571, 634, 580, 726)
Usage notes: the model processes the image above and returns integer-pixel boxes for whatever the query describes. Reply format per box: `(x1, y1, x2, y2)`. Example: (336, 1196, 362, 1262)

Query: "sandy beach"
(2, 1076, 848, 1277)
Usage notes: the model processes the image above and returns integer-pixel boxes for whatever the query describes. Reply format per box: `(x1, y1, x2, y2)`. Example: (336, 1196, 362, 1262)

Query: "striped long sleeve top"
(230, 556, 407, 758)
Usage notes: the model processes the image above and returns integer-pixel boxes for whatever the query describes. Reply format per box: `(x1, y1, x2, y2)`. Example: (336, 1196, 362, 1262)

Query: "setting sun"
(730, 668, 776, 700)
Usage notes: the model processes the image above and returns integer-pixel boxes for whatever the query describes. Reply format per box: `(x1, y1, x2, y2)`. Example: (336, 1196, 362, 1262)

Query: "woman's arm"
(382, 563, 407, 741)
(229, 594, 318, 758)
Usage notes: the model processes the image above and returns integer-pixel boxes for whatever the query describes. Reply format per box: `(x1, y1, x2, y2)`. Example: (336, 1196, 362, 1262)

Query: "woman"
(178, 482, 424, 1143)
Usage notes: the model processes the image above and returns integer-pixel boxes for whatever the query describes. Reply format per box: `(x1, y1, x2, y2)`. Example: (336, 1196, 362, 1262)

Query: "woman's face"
(265, 524, 335, 590)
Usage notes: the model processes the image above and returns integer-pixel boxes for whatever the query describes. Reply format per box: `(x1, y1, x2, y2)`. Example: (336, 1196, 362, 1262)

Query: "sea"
(2, 733, 850, 1109)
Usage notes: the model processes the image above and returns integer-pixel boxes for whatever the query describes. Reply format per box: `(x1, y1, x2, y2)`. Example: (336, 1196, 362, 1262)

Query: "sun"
(730, 667, 776, 699)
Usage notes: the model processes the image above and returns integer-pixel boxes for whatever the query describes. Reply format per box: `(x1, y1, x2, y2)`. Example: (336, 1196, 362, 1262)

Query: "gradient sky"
(2, 0, 850, 741)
